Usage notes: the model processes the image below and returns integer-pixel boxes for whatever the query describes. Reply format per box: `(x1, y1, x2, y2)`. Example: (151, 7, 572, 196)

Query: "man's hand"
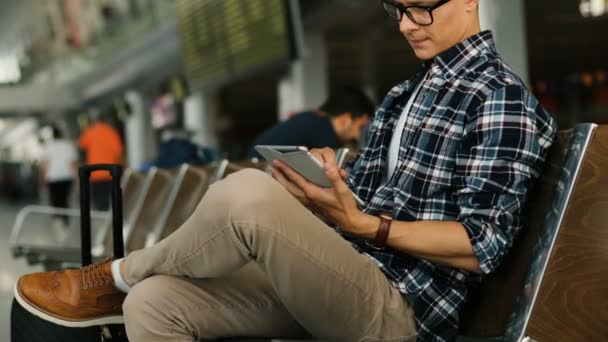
(270, 147, 347, 208)
(269, 163, 313, 208)
(270, 157, 363, 232)
(309, 148, 348, 180)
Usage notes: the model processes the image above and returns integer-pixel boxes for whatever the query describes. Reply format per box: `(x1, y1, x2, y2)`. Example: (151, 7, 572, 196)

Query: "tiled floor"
(0, 200, 44, 341)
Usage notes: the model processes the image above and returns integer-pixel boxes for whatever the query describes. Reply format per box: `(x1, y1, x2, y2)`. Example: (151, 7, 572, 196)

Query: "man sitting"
(15, 1, 556, 341)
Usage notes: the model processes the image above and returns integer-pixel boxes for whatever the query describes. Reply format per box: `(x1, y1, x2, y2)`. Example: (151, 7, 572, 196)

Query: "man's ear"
(358, 115, 372, 126)
(335, 112, 353, 125)
(464, 0, 479, 13)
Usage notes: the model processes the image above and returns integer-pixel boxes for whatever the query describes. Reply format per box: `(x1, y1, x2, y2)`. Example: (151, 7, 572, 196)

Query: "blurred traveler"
(40, 125, 77, 229)
(16, 1, 557, 341)
(78, 109, 124, 210)
(143, 129, 213, 171)
(246, 86, 374, 159)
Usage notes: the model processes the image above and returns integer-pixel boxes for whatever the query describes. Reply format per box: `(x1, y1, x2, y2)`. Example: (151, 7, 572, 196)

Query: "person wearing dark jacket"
(246, 86, 375, 159)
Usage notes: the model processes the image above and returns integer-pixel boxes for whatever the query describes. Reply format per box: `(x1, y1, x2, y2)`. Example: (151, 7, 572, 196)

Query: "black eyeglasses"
(380, 0, 452, 26)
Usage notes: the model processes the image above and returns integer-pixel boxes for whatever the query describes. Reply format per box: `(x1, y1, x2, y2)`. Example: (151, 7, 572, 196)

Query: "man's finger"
(339, 169, 348, 181)
(309, 149, 325, 163)
(269, 166, 290, 188)
(309, 148, 337, 165)
(319, 147, 337, 166)
(325, 165, 353, 200)
(270, 166, 304, 196)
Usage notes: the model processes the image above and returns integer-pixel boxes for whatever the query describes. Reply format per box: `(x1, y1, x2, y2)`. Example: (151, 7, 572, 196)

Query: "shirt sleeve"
(455, 85, 556, 274)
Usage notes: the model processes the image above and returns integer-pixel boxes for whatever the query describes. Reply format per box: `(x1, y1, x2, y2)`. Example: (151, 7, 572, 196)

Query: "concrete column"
(278, 32, 328, 120)
(125, 91, 151, 169)
(360, 35, 379, 105)
(184, 91, 218, 148)
(479, 0, 530, 84)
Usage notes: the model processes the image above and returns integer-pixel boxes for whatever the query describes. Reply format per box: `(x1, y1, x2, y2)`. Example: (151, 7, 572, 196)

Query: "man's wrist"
(372, 213, 393, 248)
(347, 212, 379, 239)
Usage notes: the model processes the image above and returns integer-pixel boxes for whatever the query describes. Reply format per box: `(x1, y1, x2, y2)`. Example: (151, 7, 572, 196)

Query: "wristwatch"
(370, 213, 392, 250)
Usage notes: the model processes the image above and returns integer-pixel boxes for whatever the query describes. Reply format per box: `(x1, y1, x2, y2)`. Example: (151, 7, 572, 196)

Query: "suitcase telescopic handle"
(79, 164, 124, 266)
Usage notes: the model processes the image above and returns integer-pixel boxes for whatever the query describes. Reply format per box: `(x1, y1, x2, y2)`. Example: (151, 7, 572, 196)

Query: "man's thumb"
(325, 165, 349, 191)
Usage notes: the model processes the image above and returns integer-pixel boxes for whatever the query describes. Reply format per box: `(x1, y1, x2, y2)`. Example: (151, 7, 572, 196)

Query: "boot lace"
(82, 257, 113, 290)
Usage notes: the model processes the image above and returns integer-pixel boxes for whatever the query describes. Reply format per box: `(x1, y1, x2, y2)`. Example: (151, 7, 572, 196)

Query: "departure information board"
(177, 0, 297, 90)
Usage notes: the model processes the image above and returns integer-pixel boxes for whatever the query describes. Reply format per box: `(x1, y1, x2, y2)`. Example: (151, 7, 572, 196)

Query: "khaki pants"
(122, 169, 417, 342)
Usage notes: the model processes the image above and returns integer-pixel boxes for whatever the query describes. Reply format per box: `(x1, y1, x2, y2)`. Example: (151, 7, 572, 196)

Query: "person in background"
(78, 108, 124, 210)
(141, 129, 213, 171)
(246, 86, 375, 159)
(40, 125, 77, 229)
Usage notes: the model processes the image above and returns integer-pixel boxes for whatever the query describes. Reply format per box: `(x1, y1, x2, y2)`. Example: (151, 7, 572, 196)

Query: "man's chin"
(409, 45, 435, 61)
(413, 50, 435, 61)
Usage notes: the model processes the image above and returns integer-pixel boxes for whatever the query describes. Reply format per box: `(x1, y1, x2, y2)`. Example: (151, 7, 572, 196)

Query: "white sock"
(110, 259, 131, 293)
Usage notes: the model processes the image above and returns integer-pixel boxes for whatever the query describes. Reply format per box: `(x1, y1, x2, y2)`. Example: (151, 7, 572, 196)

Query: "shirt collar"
(424, 30, 497, 81)
(392, 30, 496, 97)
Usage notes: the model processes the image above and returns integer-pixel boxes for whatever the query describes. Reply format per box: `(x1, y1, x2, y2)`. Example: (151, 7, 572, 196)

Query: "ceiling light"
(580, 0, 608, 17)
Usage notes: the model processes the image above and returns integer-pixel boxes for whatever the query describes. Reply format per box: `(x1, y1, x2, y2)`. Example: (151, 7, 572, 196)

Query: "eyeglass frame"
(379, 0, 452, 26)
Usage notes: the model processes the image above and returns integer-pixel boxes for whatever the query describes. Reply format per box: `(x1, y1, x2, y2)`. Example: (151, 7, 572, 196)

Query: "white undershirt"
(42, 139, 77, 182)
(385, 74, 427, 183)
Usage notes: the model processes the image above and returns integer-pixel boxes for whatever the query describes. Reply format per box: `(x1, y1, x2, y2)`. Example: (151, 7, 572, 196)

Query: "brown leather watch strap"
(373, 213, 393, 249)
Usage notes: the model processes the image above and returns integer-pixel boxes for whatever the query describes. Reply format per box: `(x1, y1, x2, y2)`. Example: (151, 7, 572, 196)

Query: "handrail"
(336, 147, 350, 168)
(9, 205, 109, 250)
(145, 164, 190, 248)
(211, 159, 230, 183)
(121, 167, 159, 248)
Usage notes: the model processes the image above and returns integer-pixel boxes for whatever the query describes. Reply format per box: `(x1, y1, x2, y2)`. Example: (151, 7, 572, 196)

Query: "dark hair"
(319, 86, 375, 118)
(159, 80, 172, 96)
(51, 125, 63, 139)
(95, 105, 117, 123)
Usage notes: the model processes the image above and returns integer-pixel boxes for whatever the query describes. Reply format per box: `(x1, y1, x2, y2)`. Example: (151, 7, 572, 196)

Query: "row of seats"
(9, 146, 355, 270)
(9, 159, 266, 270)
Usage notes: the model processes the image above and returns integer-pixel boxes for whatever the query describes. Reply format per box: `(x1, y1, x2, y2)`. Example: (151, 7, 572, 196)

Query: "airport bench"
(10, 162, 227, 268)
(9, 168, 146, 269)
(145, 164, 211, 245)
(125, 167, 176, 252)
(229, 123, 607, 342)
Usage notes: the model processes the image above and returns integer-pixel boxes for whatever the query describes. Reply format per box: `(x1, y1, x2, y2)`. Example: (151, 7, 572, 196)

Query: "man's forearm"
(351, 214, 481, 273)
(414, 253, 481, 273)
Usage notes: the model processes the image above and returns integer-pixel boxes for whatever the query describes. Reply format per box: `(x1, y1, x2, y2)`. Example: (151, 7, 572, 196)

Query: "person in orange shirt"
(78, 109, 124, 210)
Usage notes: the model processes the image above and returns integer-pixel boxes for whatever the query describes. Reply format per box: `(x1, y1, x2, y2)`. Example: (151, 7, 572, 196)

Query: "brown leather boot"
(14, 257, 126, 327)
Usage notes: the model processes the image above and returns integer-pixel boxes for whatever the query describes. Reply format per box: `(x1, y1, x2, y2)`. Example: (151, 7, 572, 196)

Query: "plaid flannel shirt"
(345, 31, 556, 341)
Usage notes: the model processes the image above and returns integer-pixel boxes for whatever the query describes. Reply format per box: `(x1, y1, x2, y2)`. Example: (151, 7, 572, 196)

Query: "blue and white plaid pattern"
(345, 31, 556, 341)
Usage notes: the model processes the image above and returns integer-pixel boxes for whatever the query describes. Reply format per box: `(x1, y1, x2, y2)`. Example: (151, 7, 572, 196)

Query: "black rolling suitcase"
(11, 164, 128, 342)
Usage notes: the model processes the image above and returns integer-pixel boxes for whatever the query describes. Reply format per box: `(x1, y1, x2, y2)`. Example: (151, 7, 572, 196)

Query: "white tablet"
(255, 145, 365, 207)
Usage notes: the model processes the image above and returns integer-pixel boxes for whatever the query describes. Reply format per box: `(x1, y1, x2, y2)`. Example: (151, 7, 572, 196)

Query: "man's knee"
(224, 169, 274, 192)
(205, 169, 288, 215)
